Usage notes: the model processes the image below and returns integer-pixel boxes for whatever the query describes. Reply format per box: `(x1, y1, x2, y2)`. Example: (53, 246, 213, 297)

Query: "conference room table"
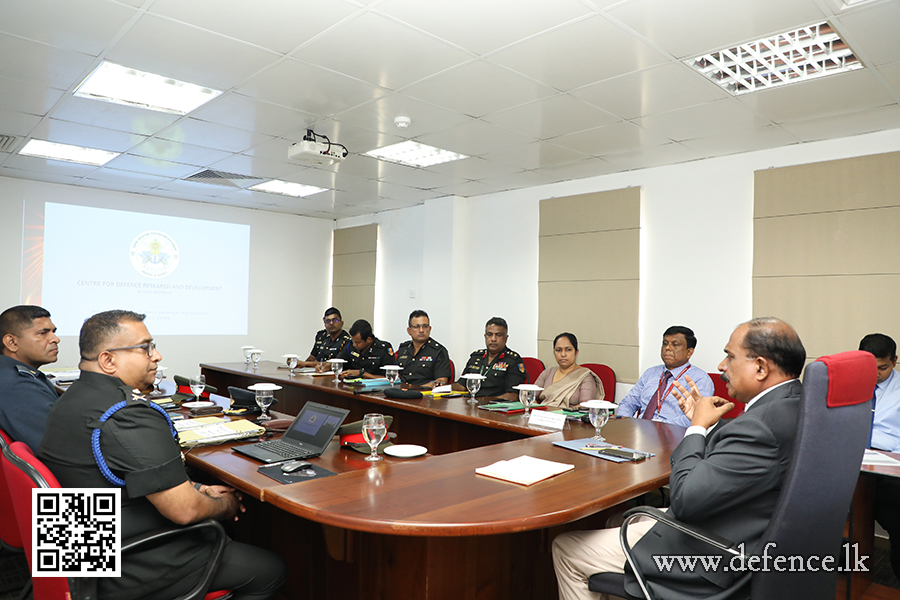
(190, 361, 684, 600)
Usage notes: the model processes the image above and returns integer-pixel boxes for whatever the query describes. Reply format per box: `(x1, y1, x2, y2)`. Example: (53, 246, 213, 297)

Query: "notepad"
(174, 417, 264, 447)
(475, 455, 574, 486)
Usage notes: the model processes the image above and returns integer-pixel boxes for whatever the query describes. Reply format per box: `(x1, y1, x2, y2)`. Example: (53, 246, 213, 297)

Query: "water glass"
(362, 413, 387, 462)
(190, 374, 206, 402)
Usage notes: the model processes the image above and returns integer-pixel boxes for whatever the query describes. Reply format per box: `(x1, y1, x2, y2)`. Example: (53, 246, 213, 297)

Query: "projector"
(288, 132, 348, 165)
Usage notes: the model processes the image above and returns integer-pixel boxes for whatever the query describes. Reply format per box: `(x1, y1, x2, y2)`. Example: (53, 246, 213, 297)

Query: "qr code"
(32, 488, 121, 577)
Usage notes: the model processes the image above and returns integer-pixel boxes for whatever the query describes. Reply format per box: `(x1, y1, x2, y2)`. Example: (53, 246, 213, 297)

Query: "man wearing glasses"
(396, 310, 452, 388)
(39, 310, 286, 600)
(454, 316, 526, 400)
(300, 306, 351, 370)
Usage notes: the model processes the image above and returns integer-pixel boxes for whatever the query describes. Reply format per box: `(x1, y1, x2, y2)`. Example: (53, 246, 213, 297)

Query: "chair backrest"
(583, 363, 616, 401)
(449, 359, 455, 382)
(2, 441, 72, 600)
(751, 350, 876, 599)
(0, 429, 24, 550)
(522, 357, 544, 385)
(709, 372, 744, 419)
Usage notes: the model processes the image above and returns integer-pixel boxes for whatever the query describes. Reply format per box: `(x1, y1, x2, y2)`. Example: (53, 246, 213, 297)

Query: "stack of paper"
(174, 417, 264, 447)
(475, 455, 574, 486)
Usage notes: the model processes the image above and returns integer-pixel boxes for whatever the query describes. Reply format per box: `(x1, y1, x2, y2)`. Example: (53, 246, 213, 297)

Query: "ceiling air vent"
(0, 134, 20, 153)
(184, 169, 266, 188)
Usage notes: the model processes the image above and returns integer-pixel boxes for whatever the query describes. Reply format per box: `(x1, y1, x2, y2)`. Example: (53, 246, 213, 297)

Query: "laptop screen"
(285, 402, 348, 449)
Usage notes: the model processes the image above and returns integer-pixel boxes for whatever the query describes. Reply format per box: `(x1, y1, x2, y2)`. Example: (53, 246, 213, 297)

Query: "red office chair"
(588, 351, 876, 600)
(2, 442, 233, 600)
(709, 372, 744, 419)
(449, 359, 456, 382)
(0, 429, 30, 600)
(522, 357, 545, 385)
(583, 363, 616, 401)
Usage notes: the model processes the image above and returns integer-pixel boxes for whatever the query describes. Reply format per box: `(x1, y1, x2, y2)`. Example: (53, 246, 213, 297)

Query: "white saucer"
(183, 401, 216, 408)
(384, 444, 427, 458)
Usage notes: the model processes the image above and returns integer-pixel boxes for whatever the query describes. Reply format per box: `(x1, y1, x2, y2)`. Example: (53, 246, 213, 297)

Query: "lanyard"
(651, 364, 691, 416)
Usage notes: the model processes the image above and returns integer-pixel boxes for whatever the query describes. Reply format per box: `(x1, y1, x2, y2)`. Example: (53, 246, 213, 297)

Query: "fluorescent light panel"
(366, 141, 468, 168)
(19, 139, 119, 166)
(684, 22, 863, 95)
(74, 61, 222, 115)
(249, 180, 328, 198)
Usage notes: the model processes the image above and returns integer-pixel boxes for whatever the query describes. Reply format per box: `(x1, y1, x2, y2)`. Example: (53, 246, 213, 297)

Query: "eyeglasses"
(105, 341, 157, 357)
(409, 324, 431, 330)
(324, 318, 341, 325)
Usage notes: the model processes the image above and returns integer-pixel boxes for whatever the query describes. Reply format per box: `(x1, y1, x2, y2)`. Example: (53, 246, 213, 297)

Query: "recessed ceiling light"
(19, 139, 120, 166)
(249, 180, 328, 198)
(74, 61, 223, 115)
(365, 141, 468, 168)
(684, 22, 863, 95)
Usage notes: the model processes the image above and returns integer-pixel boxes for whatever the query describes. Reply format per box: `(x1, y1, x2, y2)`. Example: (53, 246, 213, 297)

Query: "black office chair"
(589, 350, 876, 600)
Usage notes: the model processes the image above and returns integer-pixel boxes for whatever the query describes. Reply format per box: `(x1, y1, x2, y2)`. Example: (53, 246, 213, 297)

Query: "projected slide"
(38, 202, 250, 336)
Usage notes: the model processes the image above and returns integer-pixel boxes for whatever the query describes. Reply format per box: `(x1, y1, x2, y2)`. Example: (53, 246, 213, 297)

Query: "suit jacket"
(625, 379, 802, 600)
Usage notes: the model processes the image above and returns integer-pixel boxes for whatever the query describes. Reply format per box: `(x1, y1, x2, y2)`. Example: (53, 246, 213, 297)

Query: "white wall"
(0, 176, 334, 379)
(338, 127, 900, 401)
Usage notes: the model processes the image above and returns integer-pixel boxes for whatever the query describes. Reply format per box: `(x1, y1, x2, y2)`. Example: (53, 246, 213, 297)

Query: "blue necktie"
(869, 385, 878, 448)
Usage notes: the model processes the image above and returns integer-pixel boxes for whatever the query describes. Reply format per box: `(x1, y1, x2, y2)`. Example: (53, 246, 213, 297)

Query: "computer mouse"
(281, 461, 313, 473)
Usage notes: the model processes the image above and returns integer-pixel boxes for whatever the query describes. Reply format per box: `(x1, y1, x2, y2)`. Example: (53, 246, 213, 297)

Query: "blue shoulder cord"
(91, 400, 178, 487)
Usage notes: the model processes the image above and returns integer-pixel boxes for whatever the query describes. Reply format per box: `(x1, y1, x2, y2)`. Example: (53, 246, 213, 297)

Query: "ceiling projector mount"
(288, 129, 348, 165)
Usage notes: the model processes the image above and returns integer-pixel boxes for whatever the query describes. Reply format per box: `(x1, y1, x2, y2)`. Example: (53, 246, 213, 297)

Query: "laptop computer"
(234, 401, 350, 463)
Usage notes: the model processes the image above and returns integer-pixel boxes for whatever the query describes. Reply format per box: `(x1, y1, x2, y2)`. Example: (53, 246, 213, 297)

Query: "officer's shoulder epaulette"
(470, 348, 487, 358)
(504, 348, 522, 359)
(426, 338, 444, 349)
(14, 364, 39, 379)
(398, 339, 413, 349)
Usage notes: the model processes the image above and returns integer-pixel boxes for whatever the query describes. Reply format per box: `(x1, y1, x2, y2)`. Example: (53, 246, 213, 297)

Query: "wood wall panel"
(333, 224, 377, 326)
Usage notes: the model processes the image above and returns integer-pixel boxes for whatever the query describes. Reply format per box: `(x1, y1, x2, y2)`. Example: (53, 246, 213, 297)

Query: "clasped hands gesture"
(671, 376, 735, 429)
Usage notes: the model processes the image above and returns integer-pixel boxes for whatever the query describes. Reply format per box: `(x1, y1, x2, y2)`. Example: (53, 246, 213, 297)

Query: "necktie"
(643, 371, 672, 420)
(868, 385, 878, 448)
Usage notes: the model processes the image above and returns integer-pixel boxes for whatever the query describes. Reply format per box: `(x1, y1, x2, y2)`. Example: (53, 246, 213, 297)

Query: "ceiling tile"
(128, 138, 234, 166)
(190, 94, 318, 137)
(533, 157, 619, 183)
(429, 180, 499, 197)
(51, 96, 180, 136)
(105, 14, 279, 90)
(737, 69, 896, 123)
(680, 124, 800, 157)
(148, 178, 232, 197)
(607, 0, 825, 59)
(84, 168, 176, 187)
(206, 154, 297, 180)
(415, 119, 535, 157)
(0, 164, 84, 185)
(835, 1, 900, 67)
(103, 153, 201, 178)
(0, 76, 66, 116)
(3, 153, 98, 176)
(483, 94, 620, 139)
(425, 156, 524, 180)
(0, 107, 42, 137)
(479, 141, 589, 170)
(778, 105, 900, 143)
(375, 165, 468, 189)
(600, 142, 706, 171)
(293, 12, 470, 90)
(79, 178, 156, 194)
(375, 0, 592, 56)
(550, 121, 671, 156)
(879, 61, 900, 98)
(571, 62, 730, 120)
(28, 118, 147, 151)
(488, 15, 669, 91)
(0, 33, 95, 89)
(335, 93, 472, 138)
(400, 60, 556, 118)
(476, 169, 566, 192)
(633, 98, 773, 141)
(0, 0, 136, 56)
(148, 0, 359, 55)
(238, 58, 390, 117)
(280, 166, 370, 192)
(156, 118, 275, 153)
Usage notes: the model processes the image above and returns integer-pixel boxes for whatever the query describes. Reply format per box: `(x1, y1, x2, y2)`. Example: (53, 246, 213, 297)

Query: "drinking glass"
(465, 375, 483, 404)
(241, 346, 254, 365)
(283, 354, 299, 377)
(519, 388, 537, 413)
(255, 389, 275, 421)
(149, 366, 167, 397)
(331, 359, 345, 383)
(190, 374, 206, 402)
(588, 405, 610, 441)
(361, 413, 387, 462)
(250, 349, 263, 370)
(383, 366, 400, 387)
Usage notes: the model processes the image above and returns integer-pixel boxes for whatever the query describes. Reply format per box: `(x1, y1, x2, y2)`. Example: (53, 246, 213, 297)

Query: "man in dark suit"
(552, 317, 806, 600)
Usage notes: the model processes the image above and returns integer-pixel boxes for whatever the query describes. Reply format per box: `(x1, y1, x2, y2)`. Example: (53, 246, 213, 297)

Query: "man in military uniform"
(300, 307, 351, 369)
(454, 317, 526, 400)
(0, 305, 61, 452)
(396, 310, 452, 388)
(40, 310, 286, 600)
(340, 319, 395, 379)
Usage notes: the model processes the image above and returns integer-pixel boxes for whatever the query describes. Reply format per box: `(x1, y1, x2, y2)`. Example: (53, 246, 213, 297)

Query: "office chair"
(522, 357, 545, 385)
(588, 350, 876, 600)
(583, 363, 616, 401)
(2, 441, 234, 600)
(449, 359, 455, 382)
(709, 372, 744, 419)
(0, 429, 31, 600)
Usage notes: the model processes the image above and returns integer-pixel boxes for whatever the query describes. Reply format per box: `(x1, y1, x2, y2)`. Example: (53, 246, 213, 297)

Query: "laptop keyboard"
(256, 439, 314, 459)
